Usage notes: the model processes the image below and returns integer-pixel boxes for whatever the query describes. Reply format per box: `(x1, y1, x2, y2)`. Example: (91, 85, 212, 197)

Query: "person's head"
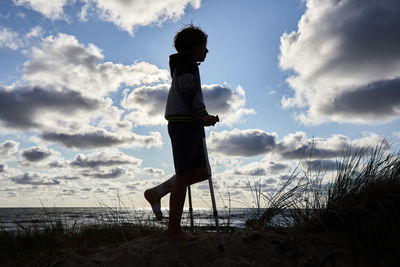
(174, 25, 208, 62)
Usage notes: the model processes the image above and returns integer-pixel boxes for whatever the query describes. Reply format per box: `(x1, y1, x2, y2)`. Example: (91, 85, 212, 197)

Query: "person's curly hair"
(174, 24, 208, 53)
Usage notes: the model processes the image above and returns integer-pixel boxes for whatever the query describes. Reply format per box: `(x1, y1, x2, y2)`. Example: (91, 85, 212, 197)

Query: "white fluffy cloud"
(23, 33, 169, 99)
(0, 140, 19, 161)
(122, 84, 254, 126)
(80, 0, 201, 35)
(0, 33, 166, 149)
(122, 84, 169, 126)
(279, 0, 400, 124)
(233, 161, 291, 177)
(14, 0, 69, 20)
(0, 27, 22, 50)
(13, 0, 201, 34)
(70, 150, 142, 169)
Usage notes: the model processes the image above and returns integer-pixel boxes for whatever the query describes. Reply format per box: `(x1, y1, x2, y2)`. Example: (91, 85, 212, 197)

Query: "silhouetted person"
(144, 25, 218, 239)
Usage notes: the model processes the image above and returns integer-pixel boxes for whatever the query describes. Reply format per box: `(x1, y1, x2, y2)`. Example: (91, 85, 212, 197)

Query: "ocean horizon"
(0, 207, 269, 232)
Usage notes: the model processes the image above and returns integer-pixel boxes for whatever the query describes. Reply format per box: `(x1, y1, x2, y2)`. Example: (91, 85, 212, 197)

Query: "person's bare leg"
(144, 175, 176, 220)
(166, 172, 188, 236)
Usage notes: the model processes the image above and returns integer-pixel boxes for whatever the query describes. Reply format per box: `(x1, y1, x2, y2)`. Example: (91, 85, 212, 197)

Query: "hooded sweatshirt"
(165, 53, 208, 124)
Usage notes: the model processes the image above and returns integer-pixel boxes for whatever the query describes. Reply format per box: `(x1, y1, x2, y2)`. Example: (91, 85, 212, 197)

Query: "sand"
(50, 230, 365, 267)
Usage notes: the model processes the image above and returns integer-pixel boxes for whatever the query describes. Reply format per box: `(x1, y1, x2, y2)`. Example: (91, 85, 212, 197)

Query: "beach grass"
(0, 207, 163, 266)
(1, 144, 399, 266)
(246, 143, 400, 261)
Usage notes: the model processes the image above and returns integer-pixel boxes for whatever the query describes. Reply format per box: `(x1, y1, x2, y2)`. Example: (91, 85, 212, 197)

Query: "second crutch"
(202, 135, 224, 251)
(187, 116, 223, 251)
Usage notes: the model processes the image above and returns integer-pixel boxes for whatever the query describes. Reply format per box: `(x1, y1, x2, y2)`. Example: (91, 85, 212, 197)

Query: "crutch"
(187, 116, 223, 251)
(203, 116, 224, 251)
(187, 185, 194, 233)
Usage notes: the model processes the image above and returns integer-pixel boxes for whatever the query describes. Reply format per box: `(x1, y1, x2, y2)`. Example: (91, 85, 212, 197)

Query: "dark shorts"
(168, 122, 206, 174)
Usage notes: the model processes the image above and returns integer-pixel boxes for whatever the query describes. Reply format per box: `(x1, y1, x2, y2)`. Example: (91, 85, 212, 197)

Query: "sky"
(0, 0, 399, 208)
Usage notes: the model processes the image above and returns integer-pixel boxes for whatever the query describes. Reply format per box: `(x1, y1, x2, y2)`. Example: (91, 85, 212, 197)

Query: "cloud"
(122, 84, 169, 126)
(0, 27, 22, 50)
(207, 129, 277, 157)
(275, 131, 386, 160)
(80, 0, 202, 35)
(142, 167, 165, 176)
(70, 150, 142, 168)
(233, 161, 291, 176)
(122, 84, 254, 126)
(25, 26, 44, 39)
(13, 0, 69, 20)
(18, 146, 66, 169)
(279, 0, 400, 124)
(319, 79, 400, 123)
(0, 163, 6, 173)
(0, 86, 100, 130)
(207, 129, 386, 159)
(0, 33, 167, 150)
(203, 85, 255, 126)
(304, 159, 342, 172)
(83, 167, 126, 179)
(10, 173, 60, 186)
(20, 147, 51, 162)
(0, 140, 19, 160)
(41, 129, 162, 149)
(22, 33, 169, 99)
(13, 0, 201, 35)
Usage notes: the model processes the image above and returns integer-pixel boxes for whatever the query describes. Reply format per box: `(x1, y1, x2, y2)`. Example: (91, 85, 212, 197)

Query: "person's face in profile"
(193, 42, 208, 62)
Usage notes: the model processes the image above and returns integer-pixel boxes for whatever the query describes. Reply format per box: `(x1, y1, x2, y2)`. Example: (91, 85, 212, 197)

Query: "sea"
(0, 207, 279, 232)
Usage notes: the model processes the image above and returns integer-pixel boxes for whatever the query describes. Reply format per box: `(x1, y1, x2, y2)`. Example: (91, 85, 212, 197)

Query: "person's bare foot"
(144, 188, 162, 220)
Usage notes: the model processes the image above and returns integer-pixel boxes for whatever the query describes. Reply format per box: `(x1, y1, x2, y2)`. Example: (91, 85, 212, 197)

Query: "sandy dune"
(54, 230, 359, 267)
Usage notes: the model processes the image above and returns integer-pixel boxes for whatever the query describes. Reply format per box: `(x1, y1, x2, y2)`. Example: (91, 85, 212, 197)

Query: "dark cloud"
(123, 84, 253, 126)
(304, 160, 342, 172)
(83, 167, 126, 179)
(0, 86, 99, 130)
(47, 161, 66, 168)
(208, 129, 276, 157)
(234, 167, 266, 176)
(142, 167, 164, 176)
(122, 85, 168, 116)
(60, 189, 77, 196)
(11, 173, 60, 186)
(0, 163, 5, 172)
(276, 143, 344, 160)
(269, 162, 291, 173)
(81, 187, 92, 191)
(126, 184, 137, 190)
(275, 132, 387, 160)
(70, 151, 141, 168)
(265, 178, 277, 184)
(41, 129, 161, 149)
(203, 85, 239, 113)
(21, 147, 51, 162)
(279, 0, 400, 124)
(233, 162, 291, 177)
(208, 130, 385, 160)
(0, 140, 19, 159)
(54, 175, 79, 180)
(322, 79, 400, 121)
